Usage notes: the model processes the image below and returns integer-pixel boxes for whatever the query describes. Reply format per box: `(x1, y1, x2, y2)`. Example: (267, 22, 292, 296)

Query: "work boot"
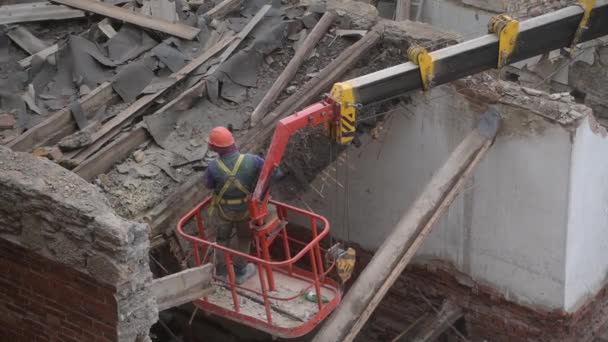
(235, 263, 257, 285)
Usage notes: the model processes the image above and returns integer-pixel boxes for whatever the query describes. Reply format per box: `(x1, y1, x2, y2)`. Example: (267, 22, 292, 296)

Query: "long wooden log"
(312, 110, 501, 342)
(249, 12, 336, 126)
(50, 0, 200, 39)
(144, 28, 382, 237)
(7, 82, 114, 152)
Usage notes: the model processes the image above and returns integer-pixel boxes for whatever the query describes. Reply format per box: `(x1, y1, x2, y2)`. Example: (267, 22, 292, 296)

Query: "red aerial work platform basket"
(176, 196, 342, 338)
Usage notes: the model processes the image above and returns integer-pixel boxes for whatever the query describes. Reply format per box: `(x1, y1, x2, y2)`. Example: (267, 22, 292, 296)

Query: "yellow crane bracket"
(488, 14, 520, 69)
(407, 45, 434, 90)
(329, 82, 357, 145)
(327, 244, 357, 284)
(570, 0, 596, 55)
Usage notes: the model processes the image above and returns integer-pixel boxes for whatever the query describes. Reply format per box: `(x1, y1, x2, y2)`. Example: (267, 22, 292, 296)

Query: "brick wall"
(276, 226, 608, 341)
(0, 238, 117, 342)
(352, 247, 608, 342)
(0, 146, 157, 342)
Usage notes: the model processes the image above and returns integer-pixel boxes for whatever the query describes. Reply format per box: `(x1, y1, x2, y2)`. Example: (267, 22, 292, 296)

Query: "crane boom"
(248, 0, 608, 225)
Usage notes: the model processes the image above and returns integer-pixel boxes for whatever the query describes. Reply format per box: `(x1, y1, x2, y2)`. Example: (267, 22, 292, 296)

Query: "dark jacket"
(204, 151, 282, 212)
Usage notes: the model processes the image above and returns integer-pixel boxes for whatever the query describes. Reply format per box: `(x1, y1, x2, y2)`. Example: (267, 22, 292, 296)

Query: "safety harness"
(208, 154, 250, 221)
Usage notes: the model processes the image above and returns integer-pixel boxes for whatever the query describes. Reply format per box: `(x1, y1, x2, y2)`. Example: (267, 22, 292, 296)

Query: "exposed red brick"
(0, 113, 16, 129)
(0, 238, 119, 342)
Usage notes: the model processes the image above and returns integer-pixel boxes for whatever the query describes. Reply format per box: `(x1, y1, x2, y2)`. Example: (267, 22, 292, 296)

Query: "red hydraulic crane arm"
(248, 98, 339, 223)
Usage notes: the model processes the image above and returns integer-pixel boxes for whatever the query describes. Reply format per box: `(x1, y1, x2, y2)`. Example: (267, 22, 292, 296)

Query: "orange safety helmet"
(207, 126, 235, 147)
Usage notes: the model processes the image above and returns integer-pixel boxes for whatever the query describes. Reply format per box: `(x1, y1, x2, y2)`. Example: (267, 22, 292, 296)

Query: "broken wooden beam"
(0, 2, 85, 25)
(7, 26, 49, 55)
(73, 125, 148, 180)
(249, 11, 336, 126)
(7, 82, 114, 152)
(395, 0, 411, 21)
(312, 110, 501, 342)
(71, 35, 234, 166)
(50, 0, 200, 40)
(74, 80, 208, 181)
(18, 18, 118, 69)
(144, 28, 382, 237)
(151, 264, 214, 311)
(405, 301, 463, 342)
(205, 0, 241, 19)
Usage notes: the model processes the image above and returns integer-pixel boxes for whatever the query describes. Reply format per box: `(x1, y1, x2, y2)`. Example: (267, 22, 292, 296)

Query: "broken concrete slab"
(220, 76, 247, 104)
(227, 17, 250, 33)
(152, 42, 190, 72)
(216, 49, 263, 87)
(150, 0, 179, 23)
(251, 16, 288, 54)
(143, 110, 179, 149)
(30, 59, 56, 94)
(112, 61, 156, 102)
(0, 32, 9, 63)
(301, 12, 319, 29)
(66, 35, 116, 89)
(107, 24, 158, 64)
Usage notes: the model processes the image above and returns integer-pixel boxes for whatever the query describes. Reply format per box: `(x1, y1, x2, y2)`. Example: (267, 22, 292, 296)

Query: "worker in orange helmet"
(204, 126, 282, 284)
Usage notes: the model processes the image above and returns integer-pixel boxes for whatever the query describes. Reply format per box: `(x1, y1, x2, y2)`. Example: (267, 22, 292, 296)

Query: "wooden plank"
(205, 0, 241, 19)
(7, 82, 114, 152)
(7, 26, 49, 55)
(409, 301, 462, 342)
(206, 4, 271, 76)
(312, 111, 501, 342)
(144, 29, 381, 237)
(0, 2, 85, 25)
(72, 35, 234, 164)
(151, 264, 214, 311)
(73, 126, 148, 180)
(395, 0, 411, 21)
(97, 19, 117, 38)
(50, 0, 200, 40)
(18, 44, 59, 68)
(250, 11, 336, 126)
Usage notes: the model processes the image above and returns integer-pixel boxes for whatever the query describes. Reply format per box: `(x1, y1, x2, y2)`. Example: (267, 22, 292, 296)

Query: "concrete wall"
(0, 146, 158, 341)
(565, 116, 608, 311)
(420, 0, 494, 37)
(293, 80, 608, 311)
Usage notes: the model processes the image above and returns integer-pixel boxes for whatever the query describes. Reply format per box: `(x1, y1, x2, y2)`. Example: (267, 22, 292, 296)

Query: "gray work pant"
(212, 211, 252, 274)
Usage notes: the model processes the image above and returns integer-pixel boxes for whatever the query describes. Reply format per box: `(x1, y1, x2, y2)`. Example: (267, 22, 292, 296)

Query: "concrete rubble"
(0, 145, 157, 341)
